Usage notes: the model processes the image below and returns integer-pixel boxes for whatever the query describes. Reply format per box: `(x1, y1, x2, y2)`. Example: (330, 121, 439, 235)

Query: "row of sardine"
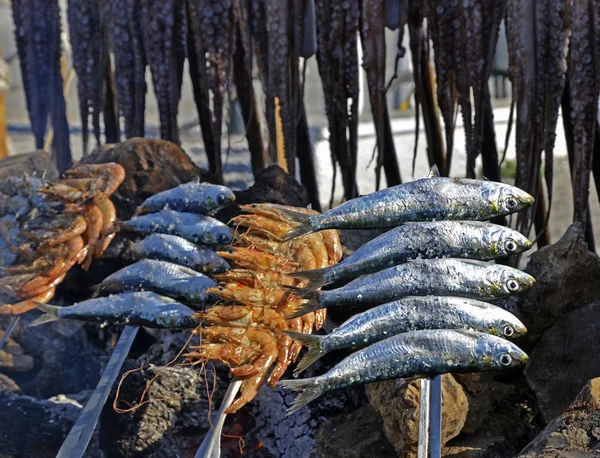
(277, 167, 536, 414)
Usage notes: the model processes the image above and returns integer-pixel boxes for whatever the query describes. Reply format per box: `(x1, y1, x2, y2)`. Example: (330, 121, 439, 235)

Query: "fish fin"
(285, 291, 323, 319)
(283, 331, 327, 376)
(30, 303, 61, 327)
(277, 377, 324, 415)
(287, 268, 330, 291)
(275, 209, 314, 241)
(427, 165, 441, 178)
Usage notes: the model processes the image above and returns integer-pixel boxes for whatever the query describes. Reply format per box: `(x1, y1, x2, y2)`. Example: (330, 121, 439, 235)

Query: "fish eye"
(502, 325, 515, 337)
(505, 239, 517, 253)
(498, 354, 512, 366)
(506, 198, 518, 210)
(180, 316, 192, 327)
(506, 279, 520, 292)
(217, 194, 226, 204)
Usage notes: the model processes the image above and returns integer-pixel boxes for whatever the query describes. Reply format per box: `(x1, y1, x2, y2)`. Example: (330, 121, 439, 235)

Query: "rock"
(519, 378, 600, 457)
(454, 373, 514, 435)
(0, 391, 103, 457)
(83, 138, 211, 220)
(0, 328, 34, 372)
(249, 381, 365, 457)
(525, 301, 600, 421)
(316, 406, 396, 458)
(0, 150, 58, 180)
(0, 373, 20, 393)
(0, 315, 104, 399)
(443, 435, 521, 458)
(519, 224, 600, 343)
(366, 375, 468, 457)
(234, 165, 309, 208)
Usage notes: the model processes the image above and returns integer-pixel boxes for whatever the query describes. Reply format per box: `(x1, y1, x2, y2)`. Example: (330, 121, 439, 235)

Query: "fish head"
(489, 226, 533, 257)
(487, 309, 528, 339)
(486, 266, 536, 297)
(206, 184, 236, 210)
(214, 226, 234, 245)
(476, 333, 529, 369)
(495, 185, 535, 216)
(155, 308, 198, 328)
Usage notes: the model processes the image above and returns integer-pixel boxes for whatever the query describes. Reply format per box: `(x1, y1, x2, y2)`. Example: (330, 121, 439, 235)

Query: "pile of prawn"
(0, 162, 125, 314)
(188, 203, 342, 413)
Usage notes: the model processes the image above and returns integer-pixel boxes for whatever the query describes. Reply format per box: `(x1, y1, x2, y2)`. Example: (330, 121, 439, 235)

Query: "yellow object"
(274, 96, 287, 173)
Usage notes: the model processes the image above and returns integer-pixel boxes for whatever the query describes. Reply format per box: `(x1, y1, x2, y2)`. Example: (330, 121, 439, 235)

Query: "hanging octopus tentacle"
(315, 0, 360, 200)
(142, 0, 186, 145)
(187, 0, 235, 184)
(506, 0, 569, 245)
(425, 0, 457, 176)
(567, 0, 600, 229)
(407, 0, 445, 175)
(506, 0, 536, 235)
(67, 0, 103, 153)
(12, 0, 72, 173)
(360, 0, 387, 190)
(266, 0, 295, 175)
(539, 0, 569, 224)
(109, 0, 147, 138)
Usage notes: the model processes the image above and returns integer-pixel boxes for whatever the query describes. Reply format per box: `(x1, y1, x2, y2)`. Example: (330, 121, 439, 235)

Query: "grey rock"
(316, 406, 397, 458)
(0, 150, 58, 181)
(519, 378, 600, 457)
(525, 301, 600, 421)
(519, 224, 600, 343)
(0, 391, 103, 458)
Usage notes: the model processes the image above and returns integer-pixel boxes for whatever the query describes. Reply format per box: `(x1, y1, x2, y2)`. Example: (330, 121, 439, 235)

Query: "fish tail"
(30, 303, 60, 327)
(287, 267, 330, 291)
(285, 291, 324, 319)
(284, 331, 327, 376)
(277, 377, 324, 415)
(276, 209, 314, 241)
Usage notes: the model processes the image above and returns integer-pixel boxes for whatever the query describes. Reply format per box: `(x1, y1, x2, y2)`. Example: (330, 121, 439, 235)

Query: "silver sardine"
(288, 296, 527, 375)
(130, 233, 230, 274)
(279, 329, 529, 414)
(290, 221, 532, 290)
(279, 173, 534, 240)
(96, 259, 217, 304)
(138, 182, 235, 215)
(30, 291, 199, 328)
(288, 258, 535, 318)
(123, 209, 233, 245)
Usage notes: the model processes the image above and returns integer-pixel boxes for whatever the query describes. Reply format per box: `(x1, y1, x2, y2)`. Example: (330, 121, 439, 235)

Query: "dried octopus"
(11, 0, 71, 172)
(187, 203, 342, 412)
(0, 163, 125, 315)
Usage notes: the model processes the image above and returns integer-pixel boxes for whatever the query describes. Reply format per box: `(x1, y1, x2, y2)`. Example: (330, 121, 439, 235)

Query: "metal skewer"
(195, 377, 243, 458)
(57, 325, 139, 458)
(428, 375, 443, 458)
(0, 315, 20, 350)
(417, 378, 430, 458)
(417, 375, 442, 458)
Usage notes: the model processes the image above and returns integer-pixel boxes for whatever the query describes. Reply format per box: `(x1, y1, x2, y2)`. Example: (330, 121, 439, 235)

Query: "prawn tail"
(277, 377, 324, 415)
(284, 331, 327, 376)
(287, 267, 330, 291)
(30, 303, 60, 327)
(285, 291, 324, 319)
